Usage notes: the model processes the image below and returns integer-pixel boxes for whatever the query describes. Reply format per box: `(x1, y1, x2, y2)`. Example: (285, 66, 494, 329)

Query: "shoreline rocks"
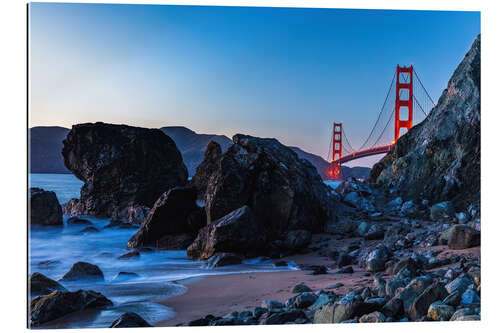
(30, 188, 62, 227)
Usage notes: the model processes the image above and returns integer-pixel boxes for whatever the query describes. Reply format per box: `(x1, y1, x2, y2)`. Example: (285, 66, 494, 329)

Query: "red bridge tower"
(395, 65, 414, 141)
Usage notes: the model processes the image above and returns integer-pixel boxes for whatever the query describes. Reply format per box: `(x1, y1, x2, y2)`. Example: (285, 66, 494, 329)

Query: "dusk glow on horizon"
(29, 3, 479, 167)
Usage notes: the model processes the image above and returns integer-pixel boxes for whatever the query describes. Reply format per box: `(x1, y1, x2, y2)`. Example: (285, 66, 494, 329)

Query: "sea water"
(28, 174, 299, 328)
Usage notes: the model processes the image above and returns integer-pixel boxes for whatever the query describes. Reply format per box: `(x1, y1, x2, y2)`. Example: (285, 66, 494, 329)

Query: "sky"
(29, 3, 480, 167)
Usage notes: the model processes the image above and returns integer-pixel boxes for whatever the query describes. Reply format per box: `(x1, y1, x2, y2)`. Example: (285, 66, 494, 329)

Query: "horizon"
(29, 3, 480, 167)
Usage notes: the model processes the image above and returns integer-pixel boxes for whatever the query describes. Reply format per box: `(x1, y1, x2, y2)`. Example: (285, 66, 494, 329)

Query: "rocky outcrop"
(30, 188, 63, 227)
(29, 290, 112, 327)
(61, 122, 187, 219)
(29, 273, 67, 296)
(370, 35, 480, 209)
(127, 187, 203, 249)
(188, 134, 337, 260)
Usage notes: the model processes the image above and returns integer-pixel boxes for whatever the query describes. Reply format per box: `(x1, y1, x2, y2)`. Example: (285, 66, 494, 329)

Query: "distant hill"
(29, 126, 71, 174)
(29, 125, 370, 179)
(289, 146, 371, 180)
(159, 126, 233, 176)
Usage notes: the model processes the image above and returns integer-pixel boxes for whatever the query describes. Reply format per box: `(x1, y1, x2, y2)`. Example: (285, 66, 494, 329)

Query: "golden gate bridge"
(327, 65, 436, 180)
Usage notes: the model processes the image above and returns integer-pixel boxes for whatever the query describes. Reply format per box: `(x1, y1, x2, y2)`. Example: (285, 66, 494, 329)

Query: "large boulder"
(30, 188, 62, 227)
(370, 36, 480, 208)
(29, 273, 67, 296)
(127, 187, 202, 249)
(61, 122, 187, 219)
(187, 205, 267, 259)
(189, 134, 337, 257)
(29, 290, 112, 327)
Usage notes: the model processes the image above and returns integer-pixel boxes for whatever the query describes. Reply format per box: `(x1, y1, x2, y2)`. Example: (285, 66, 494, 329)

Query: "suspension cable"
(413, 95, 428, 117)
(341, 127, 355, 153)
(357, 70, 397, 151)
(414, 69, 436, 106)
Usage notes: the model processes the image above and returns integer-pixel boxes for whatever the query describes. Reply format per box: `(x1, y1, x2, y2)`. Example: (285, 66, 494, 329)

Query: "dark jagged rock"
(408, 281, 448, 320)
(187, 206, 267, 259)
(61, 122, 187, 220)
(112, 272, 139, 282)
(188, 134, 338, 258)
(127, 187, 202, 249)
(29, 290, 112, 327)
(60, 262, 104, 282)
(30, 188, 62, 227)
(29, 273, 67, 296)
(370, 36, 480, 209)
(118, 250, 140, 260)
(109, 312, 152, 328)
(204, 252, 243, 268)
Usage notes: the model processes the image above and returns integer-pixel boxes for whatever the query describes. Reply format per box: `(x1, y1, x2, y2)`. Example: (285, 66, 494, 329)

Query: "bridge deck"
(333, 144, 394, 164)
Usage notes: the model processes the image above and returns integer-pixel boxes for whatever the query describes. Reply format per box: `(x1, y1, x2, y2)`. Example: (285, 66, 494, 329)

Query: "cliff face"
(370, 35, 480, 209)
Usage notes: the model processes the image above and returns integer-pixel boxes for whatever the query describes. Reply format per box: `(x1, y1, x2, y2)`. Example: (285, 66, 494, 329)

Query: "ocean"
(28, 173, 300, 328)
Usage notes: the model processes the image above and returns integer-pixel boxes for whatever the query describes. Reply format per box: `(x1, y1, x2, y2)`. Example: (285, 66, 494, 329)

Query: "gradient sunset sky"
(29, 3, 479, 167)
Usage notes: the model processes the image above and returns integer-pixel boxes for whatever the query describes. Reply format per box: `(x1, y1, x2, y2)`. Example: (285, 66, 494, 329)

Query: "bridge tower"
(329, 122, 343, 180)
(395, 65, 414, 141)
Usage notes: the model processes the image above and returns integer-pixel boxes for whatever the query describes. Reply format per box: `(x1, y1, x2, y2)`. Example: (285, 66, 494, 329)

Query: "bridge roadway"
(333, 143, 394, 164)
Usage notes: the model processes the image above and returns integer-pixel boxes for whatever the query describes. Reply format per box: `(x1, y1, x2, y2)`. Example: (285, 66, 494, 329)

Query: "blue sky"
(29, 3, 480, 167)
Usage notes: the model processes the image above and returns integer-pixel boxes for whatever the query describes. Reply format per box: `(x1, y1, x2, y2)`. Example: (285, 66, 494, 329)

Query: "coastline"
(155, 244, 481, 326)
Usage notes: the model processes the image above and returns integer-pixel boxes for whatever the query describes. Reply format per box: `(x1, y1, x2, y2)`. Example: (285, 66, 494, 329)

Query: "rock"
(337, 253, 353, 268)
(443, 291, 462, 306)
(112, 272, 139, 282)
(381, 297, 404, 318)
(30, 188, 62, 227)
(430, 201, 456, 221)
(29, 273, 67, 296)
(357, 221, 371, 237)
(60, 262, 104, 282)
(447, 224, 480, 249)
(364, 224, 385, 240)
(344, 192, 361, 206)
(156, 233, 194, 250)
(260, 310, 307, 325)
(293, 292, 318, 309)
(456, 212, 469, 224)
(309, 294, 333, 311)
(450, 307, 480, 321)
(338, 266, 354, 274)
(328, 282, 344, 289)
(61, 122, 187, 219)
(261, 300, 283, 311)
(282, 230, 312, 249)
(118, 250, 140, 260)
(400, 200, 418, 216)
(103, 218, 136, 229)
(370, 36, 480, 207)
(253, 307, 267, 319)
(427, 301, 455, 321)
(408, 281, 448, 320)
(365, 244, 391, 272)
(124, 204, 151, 225)
(461, 289, 480, 304)
(310, 265, 328, 275)
(291, 283, 312, 293)
(274, 260, 288, 267)
(395, 276, 433, 311)
(204, 253, 243, 268)
(127, 187, 201, 248)
(190, 134, 337, 255)
(445, 277, 473, 296)
(29, 290, 112, 327)
(110, 312, 152, 328)
(187, 206, 267, 260)
(67, 217, 92, 225)
(359, 311, 386, 323)
(80, 226, 99, 233)
(313, 297, 379, 323)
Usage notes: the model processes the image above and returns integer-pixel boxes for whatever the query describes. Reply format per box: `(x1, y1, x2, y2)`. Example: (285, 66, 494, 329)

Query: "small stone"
(291, 283, 312, 293)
